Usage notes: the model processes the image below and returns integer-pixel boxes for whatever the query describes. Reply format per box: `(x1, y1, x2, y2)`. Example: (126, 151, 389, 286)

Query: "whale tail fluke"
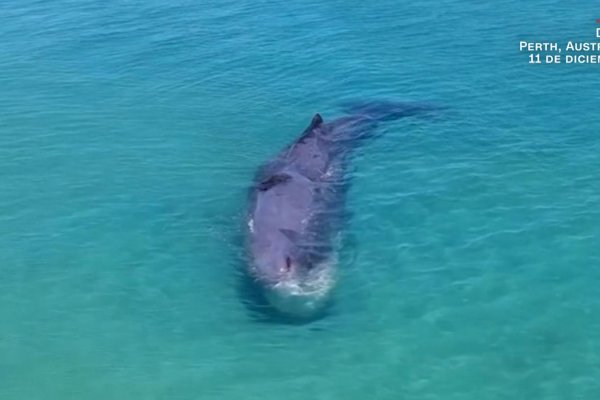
(325, 100, 442, 144)
(340, 100, 442, 122)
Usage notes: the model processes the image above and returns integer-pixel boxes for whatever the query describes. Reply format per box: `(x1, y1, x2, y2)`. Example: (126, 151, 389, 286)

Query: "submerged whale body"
(245, 101, 434, 317)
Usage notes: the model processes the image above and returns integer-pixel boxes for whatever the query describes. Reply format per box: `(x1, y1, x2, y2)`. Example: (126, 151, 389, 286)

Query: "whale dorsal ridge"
(308, 113, 323, 131)
(257, 173, 291, 191)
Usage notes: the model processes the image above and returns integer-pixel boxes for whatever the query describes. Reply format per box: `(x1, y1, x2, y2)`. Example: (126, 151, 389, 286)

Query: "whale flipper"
(257, 173, 291, 191)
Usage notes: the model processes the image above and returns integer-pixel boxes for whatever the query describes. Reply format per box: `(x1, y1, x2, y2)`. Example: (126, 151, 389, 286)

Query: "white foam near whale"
(265, 257, 336, 317)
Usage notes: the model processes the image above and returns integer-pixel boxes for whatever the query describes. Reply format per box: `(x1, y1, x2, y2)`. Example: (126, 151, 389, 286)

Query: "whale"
(244, 101, 434, 317)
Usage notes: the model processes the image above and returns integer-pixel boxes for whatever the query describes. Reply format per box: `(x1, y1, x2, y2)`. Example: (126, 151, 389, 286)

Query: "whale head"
(246, 219, 334, 317)
(248, 226, 310, 285)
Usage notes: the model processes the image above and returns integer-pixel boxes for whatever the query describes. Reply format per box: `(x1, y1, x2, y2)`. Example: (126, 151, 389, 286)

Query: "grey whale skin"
(245, 101, 432, 316)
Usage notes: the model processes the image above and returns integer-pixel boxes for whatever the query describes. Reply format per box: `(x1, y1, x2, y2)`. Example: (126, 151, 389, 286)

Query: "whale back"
(245, 101, 440, 315)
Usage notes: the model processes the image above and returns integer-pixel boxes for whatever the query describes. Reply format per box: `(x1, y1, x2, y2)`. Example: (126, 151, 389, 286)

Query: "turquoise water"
(2, 0, 600, 398)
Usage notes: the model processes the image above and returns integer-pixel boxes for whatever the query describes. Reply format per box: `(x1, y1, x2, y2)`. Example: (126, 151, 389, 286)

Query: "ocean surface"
(2, 1, 600, 399)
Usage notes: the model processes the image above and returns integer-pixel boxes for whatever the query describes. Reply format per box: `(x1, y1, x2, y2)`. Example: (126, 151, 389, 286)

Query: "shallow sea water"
(1, 1, 600, 399)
